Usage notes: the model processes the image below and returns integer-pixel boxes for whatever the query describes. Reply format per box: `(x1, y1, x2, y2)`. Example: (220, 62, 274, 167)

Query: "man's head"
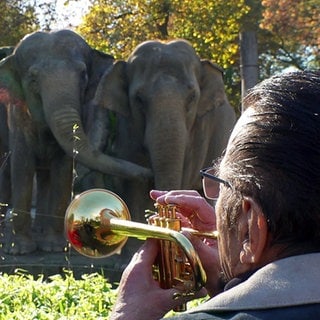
(215, 70, 320, 281)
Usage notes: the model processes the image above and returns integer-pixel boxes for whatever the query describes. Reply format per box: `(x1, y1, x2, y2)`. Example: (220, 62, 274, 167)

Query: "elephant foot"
(36, 232, 67, 253)
(3, 233, 37, 255)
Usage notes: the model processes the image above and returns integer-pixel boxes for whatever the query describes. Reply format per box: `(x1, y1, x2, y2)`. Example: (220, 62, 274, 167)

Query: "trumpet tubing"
(147, 203, 199, 311)
(65, 189, 218, 312)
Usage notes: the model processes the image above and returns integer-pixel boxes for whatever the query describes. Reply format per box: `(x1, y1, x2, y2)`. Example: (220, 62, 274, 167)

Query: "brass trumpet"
(65, 189, 218, 311)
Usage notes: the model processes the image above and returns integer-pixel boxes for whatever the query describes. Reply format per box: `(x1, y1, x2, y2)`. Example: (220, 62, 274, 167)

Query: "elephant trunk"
(46, 107, 152, 181)
(145, 107, 187, 190)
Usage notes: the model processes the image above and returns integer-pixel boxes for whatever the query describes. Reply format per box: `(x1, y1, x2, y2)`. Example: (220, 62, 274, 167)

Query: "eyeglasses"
(200, 167, 232, 200)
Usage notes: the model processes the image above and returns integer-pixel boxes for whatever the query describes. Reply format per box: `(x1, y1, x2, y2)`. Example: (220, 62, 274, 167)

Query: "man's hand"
(110, 239, 206, 320)
(150, 190, 222, 297)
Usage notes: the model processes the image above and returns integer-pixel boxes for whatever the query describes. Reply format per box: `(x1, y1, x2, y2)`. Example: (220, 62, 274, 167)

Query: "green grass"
(0, 269, 207, 319)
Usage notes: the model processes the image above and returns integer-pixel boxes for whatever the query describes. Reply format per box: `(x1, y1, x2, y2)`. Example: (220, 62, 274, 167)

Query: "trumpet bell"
(65, 189, 130, 258)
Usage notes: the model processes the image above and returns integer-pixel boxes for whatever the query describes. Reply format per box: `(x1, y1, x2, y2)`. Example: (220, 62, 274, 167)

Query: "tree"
(0, 1, 39, 46)
(259, 0, 320, 72)
(36, 0, 58, 31)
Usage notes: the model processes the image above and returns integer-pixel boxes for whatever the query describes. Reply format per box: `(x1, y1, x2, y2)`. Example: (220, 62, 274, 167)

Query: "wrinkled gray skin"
(0, 30, 152, 255)
(92, 39, 236, 237)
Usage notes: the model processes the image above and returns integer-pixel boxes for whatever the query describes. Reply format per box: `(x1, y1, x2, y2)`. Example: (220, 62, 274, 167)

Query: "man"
(110, 70, 320, 319)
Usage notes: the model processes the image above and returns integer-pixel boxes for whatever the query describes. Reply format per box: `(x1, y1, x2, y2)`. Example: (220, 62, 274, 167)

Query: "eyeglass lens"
(202, 168, 220, 200)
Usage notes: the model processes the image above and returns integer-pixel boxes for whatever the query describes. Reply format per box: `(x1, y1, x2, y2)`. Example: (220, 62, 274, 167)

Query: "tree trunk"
(240, 31, 259, 112)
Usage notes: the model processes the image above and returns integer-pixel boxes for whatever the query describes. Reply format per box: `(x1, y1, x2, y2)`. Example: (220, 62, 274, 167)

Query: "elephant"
(0, 29, 152, 255)
(91, 39, 236, 260)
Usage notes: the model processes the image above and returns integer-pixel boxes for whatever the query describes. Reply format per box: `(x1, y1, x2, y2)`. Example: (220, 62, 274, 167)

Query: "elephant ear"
(197, 60, 230, 117)
(87, 49, 114, 95)
(94, 60, 130, 117)
(0, 55, 25, 107)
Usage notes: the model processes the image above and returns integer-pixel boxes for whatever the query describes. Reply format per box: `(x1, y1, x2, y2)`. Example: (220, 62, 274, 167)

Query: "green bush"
(0, 269, 117, 320)
(0, 269, 207, 319)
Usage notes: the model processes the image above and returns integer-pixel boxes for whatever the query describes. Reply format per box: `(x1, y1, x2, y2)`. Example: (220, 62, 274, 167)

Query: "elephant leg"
(36, 153, 72, 252)
(0, 156, 10, 246)
(32, 167, 50, 234)
(5, 135, 36, 254)
(0, 156, 11, 216)
(111, 178, 153, 268)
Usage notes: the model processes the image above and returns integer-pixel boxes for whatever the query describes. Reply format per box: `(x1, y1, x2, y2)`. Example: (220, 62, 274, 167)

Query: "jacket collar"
(190, 253, 320, 313)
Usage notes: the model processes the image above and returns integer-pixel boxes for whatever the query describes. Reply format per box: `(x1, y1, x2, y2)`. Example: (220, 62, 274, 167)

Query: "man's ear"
(239, 197, 268, 265)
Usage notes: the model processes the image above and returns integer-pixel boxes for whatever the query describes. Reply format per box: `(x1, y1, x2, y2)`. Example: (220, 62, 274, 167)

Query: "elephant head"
(94, 40, 236, 191)
(0, 30, 152, 181)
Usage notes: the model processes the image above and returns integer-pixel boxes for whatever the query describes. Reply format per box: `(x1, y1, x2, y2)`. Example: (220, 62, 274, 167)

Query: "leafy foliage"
(0, 269, 116, 319)
(0, 269, 207, 319)
(0, 1, 39, 46)
(259, 0, 320, 72)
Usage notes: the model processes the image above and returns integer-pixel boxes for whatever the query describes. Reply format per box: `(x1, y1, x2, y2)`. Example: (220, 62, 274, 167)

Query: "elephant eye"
(186, 87, 198, 106)
(188, 91, 196, 102)
(80, 69, 88, 86)
(79, 70, 88, 97)
(134, 90, 146, 108)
